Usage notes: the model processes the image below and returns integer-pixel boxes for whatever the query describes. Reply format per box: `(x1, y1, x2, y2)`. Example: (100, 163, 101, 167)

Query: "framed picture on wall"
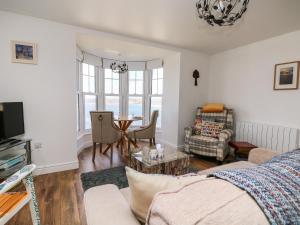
(274, 61, 299, 90)
(11, 40, 38, 64)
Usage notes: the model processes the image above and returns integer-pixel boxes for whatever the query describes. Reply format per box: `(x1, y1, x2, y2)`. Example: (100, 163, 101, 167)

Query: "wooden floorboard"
(6, 143, 218, 225)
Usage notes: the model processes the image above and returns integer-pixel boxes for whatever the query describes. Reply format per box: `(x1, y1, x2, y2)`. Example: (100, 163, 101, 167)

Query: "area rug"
(81, 166, 199, 191)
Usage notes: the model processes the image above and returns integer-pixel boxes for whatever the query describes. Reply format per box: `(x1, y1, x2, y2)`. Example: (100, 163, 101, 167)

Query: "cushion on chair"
(190, 135, 219, 142)
(201, 121, 224, 138)
(193, 118, 202, 135)
(202, 103, 224, 113)
(196, 108, 230, 127)
(188, 135, 219, 157)
(189, 135, 219, 147)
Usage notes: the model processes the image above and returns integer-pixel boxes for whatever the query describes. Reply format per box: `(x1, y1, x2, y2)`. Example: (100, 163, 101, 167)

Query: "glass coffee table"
(130, 146, 190, 175)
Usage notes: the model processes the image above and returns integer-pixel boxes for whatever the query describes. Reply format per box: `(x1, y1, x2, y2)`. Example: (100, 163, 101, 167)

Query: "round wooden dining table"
(114, 116, 143, 156)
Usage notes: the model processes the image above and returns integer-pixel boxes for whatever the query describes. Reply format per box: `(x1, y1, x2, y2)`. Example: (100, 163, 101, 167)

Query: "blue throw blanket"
(210, 149, 300, 225)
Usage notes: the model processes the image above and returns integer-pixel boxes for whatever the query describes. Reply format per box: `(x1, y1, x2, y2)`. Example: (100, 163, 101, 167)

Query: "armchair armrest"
(218, 129, 233, 141)
(0, 164, 36, 194)
(184, 127, 193, 138)
(248, 148, 278, 164)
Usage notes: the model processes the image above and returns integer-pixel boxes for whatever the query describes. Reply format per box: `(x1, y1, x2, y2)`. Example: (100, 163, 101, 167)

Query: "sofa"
(84, 148, 278, 225)
(184, 107, 234, 162)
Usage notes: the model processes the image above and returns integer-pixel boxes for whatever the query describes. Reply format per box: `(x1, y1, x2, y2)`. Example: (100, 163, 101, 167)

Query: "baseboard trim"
(77, 140, 93, 155)
(34, 160, 79, 176)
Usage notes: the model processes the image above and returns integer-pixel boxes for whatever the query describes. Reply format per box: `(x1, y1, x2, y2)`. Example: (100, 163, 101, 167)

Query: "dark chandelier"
(196, 0, 250, 26)
(110, 62, 128, 73)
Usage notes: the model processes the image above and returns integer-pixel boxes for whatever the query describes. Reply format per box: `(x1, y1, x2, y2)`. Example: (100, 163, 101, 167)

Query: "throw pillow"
(200, 121, 225, 138)
(125, 167, 204, 222)
(193, 118, 202, 135)
(202, 103, 224, 113)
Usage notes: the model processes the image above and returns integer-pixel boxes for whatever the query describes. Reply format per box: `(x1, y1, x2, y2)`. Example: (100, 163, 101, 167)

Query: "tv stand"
(0, 139, 18, 146)
(0, 139, 32, 179)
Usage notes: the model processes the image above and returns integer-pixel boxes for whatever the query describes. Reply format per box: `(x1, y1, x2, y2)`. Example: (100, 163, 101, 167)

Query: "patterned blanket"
(210, 149, 300, 225)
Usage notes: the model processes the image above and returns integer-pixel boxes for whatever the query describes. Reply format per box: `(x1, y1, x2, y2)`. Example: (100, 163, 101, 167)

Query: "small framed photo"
(11, 40, 37, 64)
(274, 61, 299, 90)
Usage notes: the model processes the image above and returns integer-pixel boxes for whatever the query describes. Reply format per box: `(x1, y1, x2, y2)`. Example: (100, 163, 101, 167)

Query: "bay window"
(79, 63, 98, 130)
(150, 68, 163, 128)
(104, 69, 120, 118)
(77, 61, 163, 133)
(128, 71, 144, 126)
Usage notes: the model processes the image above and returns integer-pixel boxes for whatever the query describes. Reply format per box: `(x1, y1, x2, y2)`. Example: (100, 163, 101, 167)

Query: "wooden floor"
(7, 143, 218, 225)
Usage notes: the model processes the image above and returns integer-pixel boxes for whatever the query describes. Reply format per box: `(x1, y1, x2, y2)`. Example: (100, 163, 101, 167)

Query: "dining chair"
(90, 111, 122, 165)
(127, 110, 159, 150)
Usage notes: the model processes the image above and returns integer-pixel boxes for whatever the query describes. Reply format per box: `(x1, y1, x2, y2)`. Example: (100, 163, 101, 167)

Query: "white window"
(77, 61, 163, 133)
(128, 71, 144, 126)
(150, 68, 163, 128)
(79, 63, 97, 130)
(104, 69, 120, 118)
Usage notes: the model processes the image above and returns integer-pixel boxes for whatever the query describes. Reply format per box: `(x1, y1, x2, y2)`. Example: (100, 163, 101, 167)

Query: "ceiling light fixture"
(196, 0, 250, 26)
(110, 61, 128, 73)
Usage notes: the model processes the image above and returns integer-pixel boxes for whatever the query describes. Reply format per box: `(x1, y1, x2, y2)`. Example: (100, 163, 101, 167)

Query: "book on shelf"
(0, 154, 25, 170)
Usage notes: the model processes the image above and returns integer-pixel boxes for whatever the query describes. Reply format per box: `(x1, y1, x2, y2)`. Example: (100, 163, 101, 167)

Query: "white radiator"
(235, 121, 300, 153)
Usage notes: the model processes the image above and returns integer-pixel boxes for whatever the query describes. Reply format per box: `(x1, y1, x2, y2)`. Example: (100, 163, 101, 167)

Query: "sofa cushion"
(84, 184, 140, 225)
(201, 121, 224, 138)
(197, 161, 256, 175)
(147, 178, 269, 225)
(120, 187, 131, 203)
(125, 167, 205, 223)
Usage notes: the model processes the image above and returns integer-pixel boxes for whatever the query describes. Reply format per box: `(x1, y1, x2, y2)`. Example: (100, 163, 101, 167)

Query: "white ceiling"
(1, 0, 300, 54)
(77, 34, 177, 61)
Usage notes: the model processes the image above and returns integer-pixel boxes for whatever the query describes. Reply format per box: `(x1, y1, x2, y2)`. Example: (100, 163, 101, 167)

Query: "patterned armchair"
(184, 107, 234, 162)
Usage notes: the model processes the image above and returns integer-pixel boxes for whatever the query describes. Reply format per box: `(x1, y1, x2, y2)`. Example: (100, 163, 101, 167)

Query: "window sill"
(77, 130, 91, 140)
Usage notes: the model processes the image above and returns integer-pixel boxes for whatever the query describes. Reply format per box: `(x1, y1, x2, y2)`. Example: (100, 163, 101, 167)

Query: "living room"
(0, 0, 299, 225)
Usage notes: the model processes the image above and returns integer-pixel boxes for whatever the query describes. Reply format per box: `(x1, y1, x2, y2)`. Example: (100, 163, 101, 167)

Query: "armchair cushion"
(201, 121, 225, 138)
(193, 118, 202, 135)
(184, 127, 194, 141)
(190, 135, 219, 147)
(218, 129, 234, 141)
(188, 136, 219, 158)
(202, 103, 224, 113)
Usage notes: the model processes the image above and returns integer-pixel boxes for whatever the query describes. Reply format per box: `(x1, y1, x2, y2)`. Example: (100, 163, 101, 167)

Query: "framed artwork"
(11, 41, 37, 64)
(274, 61, 299, 90)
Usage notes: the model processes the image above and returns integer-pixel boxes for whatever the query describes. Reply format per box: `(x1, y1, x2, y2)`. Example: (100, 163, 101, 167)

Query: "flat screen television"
(0, 102, 25, 142)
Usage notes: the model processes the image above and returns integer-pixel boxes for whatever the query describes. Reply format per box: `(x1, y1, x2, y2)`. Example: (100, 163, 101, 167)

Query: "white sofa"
(84, 148, 278, 225)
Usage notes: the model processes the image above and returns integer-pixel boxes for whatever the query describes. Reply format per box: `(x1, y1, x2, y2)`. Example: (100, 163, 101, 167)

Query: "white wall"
(0, 10, 212, 173)
(177, 50, 209, 146)
(209, 31, 300, 146)
(4, 10, 299, 173)
(0, 11, 78, 174)
(159, 53, 181, 146)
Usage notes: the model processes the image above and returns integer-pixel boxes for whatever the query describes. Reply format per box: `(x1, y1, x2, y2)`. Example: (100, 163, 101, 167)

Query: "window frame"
(76, 61, 163, 134)
(78, 63, 99, 132)
(149, 68, 163, 129)
(104, 69, 122, 118)
(127, 70, 145, 126)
